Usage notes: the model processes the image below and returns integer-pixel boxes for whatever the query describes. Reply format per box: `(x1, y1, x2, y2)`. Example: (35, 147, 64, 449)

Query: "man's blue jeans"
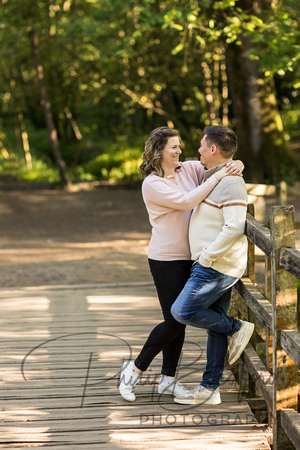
(171, 263, 242, 389)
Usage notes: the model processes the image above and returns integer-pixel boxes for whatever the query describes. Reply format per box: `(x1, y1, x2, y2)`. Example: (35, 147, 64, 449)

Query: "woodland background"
(0, 0, 299, 189)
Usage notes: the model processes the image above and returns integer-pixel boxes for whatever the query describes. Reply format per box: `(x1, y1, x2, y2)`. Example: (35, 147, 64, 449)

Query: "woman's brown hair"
(139, 126, 180, 178)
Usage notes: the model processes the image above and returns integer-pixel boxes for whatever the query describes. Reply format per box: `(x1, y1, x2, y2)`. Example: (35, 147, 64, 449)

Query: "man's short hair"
(203, 126, 237, 158)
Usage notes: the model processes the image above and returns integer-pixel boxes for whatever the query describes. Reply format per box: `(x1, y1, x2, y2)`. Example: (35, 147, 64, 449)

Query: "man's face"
(198, 135, 213, 169)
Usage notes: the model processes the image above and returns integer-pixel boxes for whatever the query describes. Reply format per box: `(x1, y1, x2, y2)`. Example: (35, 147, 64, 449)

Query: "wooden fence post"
(270, 206, 298, 449)
(265, 254, 274, 429)
(246, 204, 257, 398)
(264, 217, 274, 429)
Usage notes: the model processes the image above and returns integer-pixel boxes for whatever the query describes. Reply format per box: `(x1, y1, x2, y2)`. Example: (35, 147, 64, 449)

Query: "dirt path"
(0, 185, 299, 289)
(0, 186, 152, 288)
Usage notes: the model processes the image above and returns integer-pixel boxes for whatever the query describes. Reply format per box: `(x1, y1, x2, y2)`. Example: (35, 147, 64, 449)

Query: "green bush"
(18, 161, 60, 182)
(0, 156, 59, 183)
(0, 134, 145, 183)
(83, 148, 142, 181)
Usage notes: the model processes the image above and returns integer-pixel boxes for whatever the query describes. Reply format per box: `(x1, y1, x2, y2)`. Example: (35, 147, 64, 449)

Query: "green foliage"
(83, 146, 142, 182)
(282, 109, 300, 143)
(278, 161, 299, 186)
(0, 0, 299, 185)
(0, 157, 59, 183)
(0, 144, 143, 184)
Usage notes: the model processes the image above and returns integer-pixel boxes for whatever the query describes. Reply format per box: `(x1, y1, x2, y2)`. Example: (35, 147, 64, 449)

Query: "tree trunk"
(29, 30, 72, 189)
(17, 108, 32, 171)
(225, 38, 298, 183)
(201, 60, 218, 126)
(220, 57, 229, 127)
(224, 0, 299, 183)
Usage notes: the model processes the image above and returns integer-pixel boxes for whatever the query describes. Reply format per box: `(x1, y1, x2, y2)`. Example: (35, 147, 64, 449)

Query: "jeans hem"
(201, 382, 219, 390)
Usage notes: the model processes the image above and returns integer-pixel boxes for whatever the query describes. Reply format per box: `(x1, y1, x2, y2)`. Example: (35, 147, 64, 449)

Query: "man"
(171, 125, 254, 405)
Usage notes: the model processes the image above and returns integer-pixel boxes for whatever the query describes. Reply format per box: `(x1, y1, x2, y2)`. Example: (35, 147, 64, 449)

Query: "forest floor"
(0, 183, 153, 288)
(0, 181, 299, 289)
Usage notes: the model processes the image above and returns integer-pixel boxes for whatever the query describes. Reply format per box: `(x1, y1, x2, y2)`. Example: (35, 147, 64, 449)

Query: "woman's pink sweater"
(142, 161, 219, 261)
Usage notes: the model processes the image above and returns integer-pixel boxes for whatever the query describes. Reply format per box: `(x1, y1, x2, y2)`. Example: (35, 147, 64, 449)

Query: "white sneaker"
(174, 385, 221, 405)
(119, 361, 140, 402)
(158, 376, 191, 398)
(228, 320, 255, 365)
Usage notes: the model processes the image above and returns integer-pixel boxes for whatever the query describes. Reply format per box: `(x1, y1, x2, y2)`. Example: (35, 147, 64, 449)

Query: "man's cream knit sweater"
(189, 163, 248, 278)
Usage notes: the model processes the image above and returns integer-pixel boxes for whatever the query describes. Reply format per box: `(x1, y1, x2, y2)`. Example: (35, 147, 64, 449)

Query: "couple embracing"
(119, 125, 254, 405)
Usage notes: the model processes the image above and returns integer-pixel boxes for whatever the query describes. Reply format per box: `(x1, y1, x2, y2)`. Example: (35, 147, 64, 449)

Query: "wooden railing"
(231, 204, 300, 449)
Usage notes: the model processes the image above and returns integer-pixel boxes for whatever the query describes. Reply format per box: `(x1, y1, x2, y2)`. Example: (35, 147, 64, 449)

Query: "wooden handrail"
(280, 329, 300, 367)
(242, 344, 274, 411)
(232, 204, 300, 450)
(235, 277, 273, 333)
(280, 247, 300, 278)
(245, 213, 271, 257)
(281, 409, 300, 449)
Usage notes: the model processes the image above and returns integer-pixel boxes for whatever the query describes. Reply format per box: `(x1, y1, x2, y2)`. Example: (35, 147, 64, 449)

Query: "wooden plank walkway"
(0, 283, 271, 449)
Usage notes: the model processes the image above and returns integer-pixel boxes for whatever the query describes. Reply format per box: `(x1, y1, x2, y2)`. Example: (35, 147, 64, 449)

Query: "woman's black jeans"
(134, 258, 193, 377)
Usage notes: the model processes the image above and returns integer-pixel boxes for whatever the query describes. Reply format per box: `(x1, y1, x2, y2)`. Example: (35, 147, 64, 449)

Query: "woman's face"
(161, 136, 182, 170)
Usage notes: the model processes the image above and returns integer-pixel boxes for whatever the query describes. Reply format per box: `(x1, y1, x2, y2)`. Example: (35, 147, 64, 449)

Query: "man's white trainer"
(228, 320, 255, 365)
(174, 385, 221, 405)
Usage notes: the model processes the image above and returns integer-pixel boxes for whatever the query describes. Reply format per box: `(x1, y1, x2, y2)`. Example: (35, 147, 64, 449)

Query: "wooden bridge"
(0, 203, 299, 449)
(0, 282, 271, 449)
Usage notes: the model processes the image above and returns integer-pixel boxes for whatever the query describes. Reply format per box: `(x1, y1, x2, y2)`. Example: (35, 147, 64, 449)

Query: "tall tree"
(29, 29, 71, 189)
(224, 0, 299, 182)
(159, 0, 300, 181)
(0, 0, 73, 187)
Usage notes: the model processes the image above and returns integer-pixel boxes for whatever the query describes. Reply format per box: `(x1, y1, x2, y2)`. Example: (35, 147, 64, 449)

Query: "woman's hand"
(214, 166, 228, 181)
(225, 160, 244, 176)
(214, 160, 244, 181)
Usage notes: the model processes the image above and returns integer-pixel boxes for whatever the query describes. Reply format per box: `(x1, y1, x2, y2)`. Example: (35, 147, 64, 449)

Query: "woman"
(119, 126, 243, 402)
